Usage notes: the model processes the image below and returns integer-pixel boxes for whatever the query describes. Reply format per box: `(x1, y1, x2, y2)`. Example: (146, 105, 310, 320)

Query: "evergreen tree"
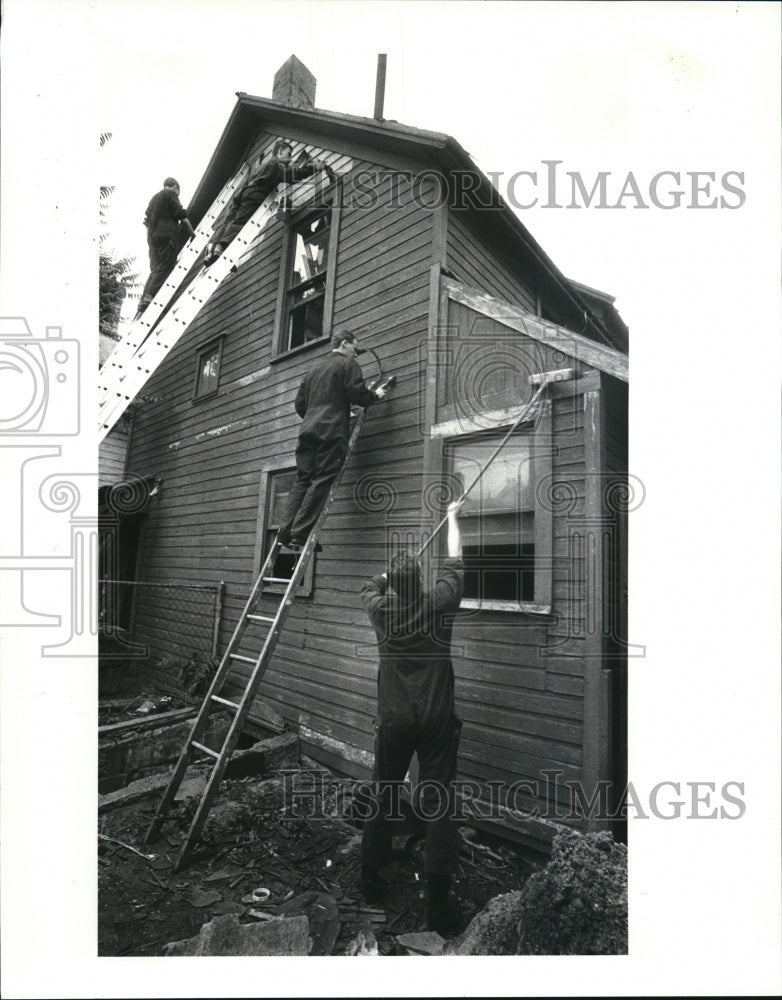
(100, 132, 139, 340)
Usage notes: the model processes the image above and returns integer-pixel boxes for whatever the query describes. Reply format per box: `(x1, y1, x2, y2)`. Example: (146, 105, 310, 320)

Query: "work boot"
(426, 873, 463, 935)
(360, 866, 385, 905)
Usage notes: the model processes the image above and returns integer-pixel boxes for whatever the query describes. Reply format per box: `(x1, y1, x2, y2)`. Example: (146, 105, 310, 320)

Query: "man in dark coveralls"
(204, 139, 333, 265)
(277, 328, 387, 550)
(137, 177, 195, 314)
(359, 500, 465, 935)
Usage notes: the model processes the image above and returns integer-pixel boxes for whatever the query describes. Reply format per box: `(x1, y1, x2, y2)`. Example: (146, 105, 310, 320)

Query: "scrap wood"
(387, 906, 413, 932)
(98, 834, 157, 861)
(460, 854, 498, 882)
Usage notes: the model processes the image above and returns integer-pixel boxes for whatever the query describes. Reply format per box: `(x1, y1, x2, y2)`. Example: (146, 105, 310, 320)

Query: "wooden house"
(106, 59, 630, 854)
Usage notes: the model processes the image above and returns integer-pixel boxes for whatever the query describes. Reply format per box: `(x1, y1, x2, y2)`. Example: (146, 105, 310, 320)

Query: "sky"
(1, 2, 781, 998)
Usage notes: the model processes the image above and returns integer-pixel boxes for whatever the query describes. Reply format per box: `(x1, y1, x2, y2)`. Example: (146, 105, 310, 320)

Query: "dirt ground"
(98, 770, 538, 956)
(98, 678, 539, 956)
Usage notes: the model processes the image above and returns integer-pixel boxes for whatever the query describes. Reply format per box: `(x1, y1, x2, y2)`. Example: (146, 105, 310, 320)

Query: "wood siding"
(446, 212, 537, 313)
(99, 426, 129, 486)
(125, 145, 436, 747)
(120, 121, 627, 855)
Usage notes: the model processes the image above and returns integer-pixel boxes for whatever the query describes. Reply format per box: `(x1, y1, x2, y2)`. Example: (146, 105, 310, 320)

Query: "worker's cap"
(163, 177, 179, 188)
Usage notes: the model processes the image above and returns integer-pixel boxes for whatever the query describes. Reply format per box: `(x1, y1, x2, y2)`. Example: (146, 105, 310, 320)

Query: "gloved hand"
(374, 385, 387, 400)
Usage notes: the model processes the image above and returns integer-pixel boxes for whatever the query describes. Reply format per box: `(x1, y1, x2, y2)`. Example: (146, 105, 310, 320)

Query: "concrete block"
(163, 913, 310, 956)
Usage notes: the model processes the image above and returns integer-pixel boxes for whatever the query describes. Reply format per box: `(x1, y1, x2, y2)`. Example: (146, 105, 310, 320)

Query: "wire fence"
(99, 579, 225, 670)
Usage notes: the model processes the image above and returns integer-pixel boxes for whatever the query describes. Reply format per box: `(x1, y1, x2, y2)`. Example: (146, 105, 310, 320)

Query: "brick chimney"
(272, 56, 316, 108)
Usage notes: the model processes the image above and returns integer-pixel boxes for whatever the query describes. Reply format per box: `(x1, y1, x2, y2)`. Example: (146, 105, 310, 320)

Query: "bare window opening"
(447, 431, 548, 610)
(262, 470, 314, 596)
(285, 210, 330, 351)
(194, 339, 223, 399)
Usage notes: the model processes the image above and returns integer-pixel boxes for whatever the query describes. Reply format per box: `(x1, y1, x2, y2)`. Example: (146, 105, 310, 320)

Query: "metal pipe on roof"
(374, 54, 387, 120)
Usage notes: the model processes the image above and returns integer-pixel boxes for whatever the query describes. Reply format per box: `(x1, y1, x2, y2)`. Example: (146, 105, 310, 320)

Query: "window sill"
(270, 336, 331, 365)
(192, 389, 219, 403)
(460, 598, 551, 615)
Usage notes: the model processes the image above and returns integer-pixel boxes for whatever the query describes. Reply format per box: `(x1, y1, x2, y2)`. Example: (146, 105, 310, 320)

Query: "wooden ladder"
(143, 389, 391, 870)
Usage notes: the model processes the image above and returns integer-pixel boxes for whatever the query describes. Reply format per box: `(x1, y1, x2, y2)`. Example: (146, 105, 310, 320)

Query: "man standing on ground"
(204, 139, 333, 265)
(359, 500, 465, 935)
(277, 329, 386, 551)
(137, 177, 195, 315)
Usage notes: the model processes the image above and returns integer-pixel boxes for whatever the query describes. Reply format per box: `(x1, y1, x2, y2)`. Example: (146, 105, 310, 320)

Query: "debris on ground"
(396, 931, 445, 956)
(163, 912, 310, 956)
(98, 678, 626, 957)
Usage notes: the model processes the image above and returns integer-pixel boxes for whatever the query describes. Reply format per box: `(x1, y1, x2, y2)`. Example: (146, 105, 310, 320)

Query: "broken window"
(261, 469, 315, 596)
(445, 419, 552, 612)
(193, 337, 223, 400)
(285, 209, 330, 350)
(274, 184, 339, 356)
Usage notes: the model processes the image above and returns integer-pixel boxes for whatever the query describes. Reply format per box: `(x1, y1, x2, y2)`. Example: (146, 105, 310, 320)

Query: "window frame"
(254, 463, 316, 598)
(272, 180, 341, 360)
(192, 335, 225, 401)
(439, 402, 554, 614)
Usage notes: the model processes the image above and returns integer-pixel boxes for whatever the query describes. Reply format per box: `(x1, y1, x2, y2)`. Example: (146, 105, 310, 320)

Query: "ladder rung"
(263, 577, 292, 584)
(211, 695, 240, 710)
(247, 613, 276, 624)
(229, 653, 256, 664)
(191, 740, 220, 759)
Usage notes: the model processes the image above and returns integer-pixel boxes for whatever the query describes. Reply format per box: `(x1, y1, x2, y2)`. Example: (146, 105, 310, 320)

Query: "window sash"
(444, 413, 552, 612)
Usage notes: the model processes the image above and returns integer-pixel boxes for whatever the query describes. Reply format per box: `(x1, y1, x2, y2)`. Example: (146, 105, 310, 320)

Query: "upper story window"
(193, 337, 224, 400)
(274, 186, 340, 357)
(287, 210, 330, 349)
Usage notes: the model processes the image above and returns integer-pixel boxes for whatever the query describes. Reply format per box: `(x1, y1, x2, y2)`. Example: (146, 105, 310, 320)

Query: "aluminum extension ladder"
(144, 381, 394, 870)
(97, 172, 279, 442)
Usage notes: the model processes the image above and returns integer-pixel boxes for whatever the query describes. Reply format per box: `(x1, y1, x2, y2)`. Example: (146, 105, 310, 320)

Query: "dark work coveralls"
(279, 352, 377, 545)
(211, 155, 319, 248)
(139, 187, 189, 309)
(360, 559, 465, 875)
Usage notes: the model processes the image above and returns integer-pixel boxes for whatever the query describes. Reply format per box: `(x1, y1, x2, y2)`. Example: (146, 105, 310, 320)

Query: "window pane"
(285, 209, 330, 350)
(450, 435, 536, 604)
(288, 293, 325, 349)
(263, 471, 314, 593)
(290, 216, 329, 287)
(453, 438, 533, 515)
(197, 346, 220, 396)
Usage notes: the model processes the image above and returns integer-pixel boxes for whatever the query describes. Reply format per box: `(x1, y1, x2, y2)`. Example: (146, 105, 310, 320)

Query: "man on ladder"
(136, 177, 196, 317)
(278, 328, 387, 551)
(204, 139, 333, 266)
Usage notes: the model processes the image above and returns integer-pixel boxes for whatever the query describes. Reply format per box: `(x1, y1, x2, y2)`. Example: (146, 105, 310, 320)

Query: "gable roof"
(187, 93, 628, 352)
